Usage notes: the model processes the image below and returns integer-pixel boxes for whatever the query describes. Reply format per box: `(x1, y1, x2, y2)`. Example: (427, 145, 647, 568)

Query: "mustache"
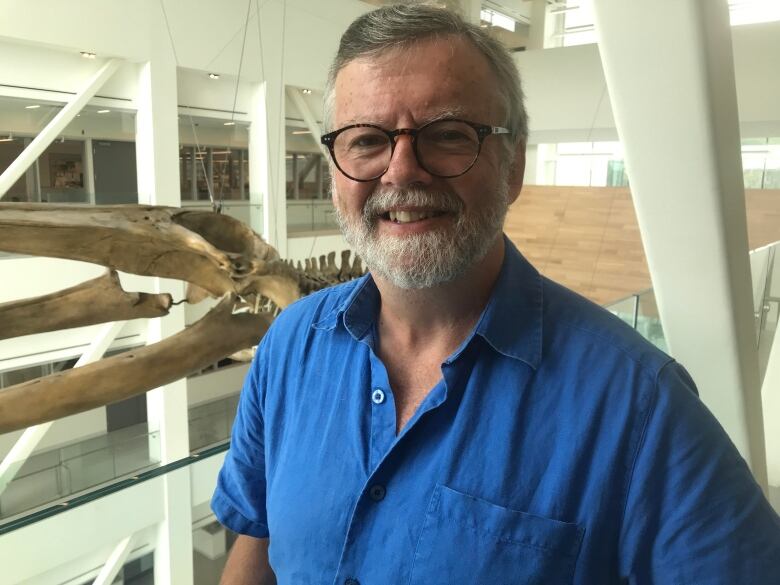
(362, 188, 464, 221)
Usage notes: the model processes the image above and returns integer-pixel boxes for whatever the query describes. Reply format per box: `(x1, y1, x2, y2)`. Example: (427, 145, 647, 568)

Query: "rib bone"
(0, 269, 171, 341)
(0, 294, 272, 433)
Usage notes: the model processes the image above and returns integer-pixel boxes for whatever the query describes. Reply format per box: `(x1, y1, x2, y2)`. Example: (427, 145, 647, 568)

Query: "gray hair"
(323, 3, 528, 149)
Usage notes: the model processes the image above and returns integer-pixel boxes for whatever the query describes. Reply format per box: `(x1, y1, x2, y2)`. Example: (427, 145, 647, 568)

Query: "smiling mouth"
(381, 210, 448, 224)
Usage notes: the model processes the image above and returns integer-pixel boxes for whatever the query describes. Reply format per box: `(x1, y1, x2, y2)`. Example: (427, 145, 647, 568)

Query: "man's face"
(330, 37, 525, 289)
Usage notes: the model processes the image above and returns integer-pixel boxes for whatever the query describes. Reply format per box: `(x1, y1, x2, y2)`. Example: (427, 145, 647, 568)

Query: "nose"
(380, 134, 432, 188)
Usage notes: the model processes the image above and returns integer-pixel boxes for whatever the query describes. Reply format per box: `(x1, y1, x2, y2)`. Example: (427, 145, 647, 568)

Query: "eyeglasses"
(320, 118, 510, 182)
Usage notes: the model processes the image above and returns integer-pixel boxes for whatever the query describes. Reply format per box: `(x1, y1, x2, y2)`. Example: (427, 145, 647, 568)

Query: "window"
(180, 146, 249, 202)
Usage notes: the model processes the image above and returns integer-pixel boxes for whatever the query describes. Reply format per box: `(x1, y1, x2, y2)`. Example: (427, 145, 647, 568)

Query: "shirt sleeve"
(211, 337, 271, 538)
(619, 361, 780, 583)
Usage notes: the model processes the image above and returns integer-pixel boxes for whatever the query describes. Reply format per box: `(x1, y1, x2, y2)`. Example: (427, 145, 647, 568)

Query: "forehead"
(332, 36, 504, 126)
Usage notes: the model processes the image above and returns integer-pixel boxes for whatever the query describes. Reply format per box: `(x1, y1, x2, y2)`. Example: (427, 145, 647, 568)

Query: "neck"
(372, 235, 506, 353)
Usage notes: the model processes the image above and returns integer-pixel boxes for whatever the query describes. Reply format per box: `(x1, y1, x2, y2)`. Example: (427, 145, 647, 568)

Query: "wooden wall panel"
(505, 186, 780, 306)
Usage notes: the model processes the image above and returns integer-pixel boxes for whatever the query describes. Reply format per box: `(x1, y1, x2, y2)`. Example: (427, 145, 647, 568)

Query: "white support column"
(0, 321, 125, 495)
(0, 59, 120, 197)
(286, 87, 326, 157)
(136, 6, 194, 583)
(527, 0, 548, 50)
(249, 1, 287, 256)
(591, 0, 767, 488)
(93, 535, 134, 585)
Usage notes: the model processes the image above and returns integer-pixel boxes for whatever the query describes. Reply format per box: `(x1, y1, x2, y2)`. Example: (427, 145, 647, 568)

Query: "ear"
(505, 143, 526, 205)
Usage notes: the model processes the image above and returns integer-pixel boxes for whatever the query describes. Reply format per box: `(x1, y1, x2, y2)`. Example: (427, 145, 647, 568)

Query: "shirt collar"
(317, 236, 543, 369)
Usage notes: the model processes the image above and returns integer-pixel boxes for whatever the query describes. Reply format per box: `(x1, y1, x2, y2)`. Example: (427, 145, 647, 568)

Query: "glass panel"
(180, 145, 195, 200)
(0, 428, 160, 520)
(39, 139, 87, 203)
(742, 151, 766, 189)
(195, 147, 210, 201)
(0, 137, 28, 201)
(189, 394, 240, 452)
(757, 244, 779, 382)
(607, 160, 629, 187)
(764, 151, 780, 189)
(212, 148, 243, 201)
(605, 295, 637, 327)
(636, 289, 667, 352)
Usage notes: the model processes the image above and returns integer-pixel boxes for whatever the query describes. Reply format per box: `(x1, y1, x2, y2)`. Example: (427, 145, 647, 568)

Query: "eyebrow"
(338, 107, 468, 129)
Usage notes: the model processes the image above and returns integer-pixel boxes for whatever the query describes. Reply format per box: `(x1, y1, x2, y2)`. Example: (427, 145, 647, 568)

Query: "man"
(213, 5, 780, 584)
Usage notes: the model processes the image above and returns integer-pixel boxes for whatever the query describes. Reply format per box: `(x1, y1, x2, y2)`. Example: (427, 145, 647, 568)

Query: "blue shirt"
(212, 238, 780, 584)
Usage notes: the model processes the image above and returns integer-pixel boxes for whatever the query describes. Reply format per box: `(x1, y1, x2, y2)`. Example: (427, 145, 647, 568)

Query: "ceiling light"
(0, 134, 14, 142)
(25, 104, 41, 110)
(209, 73, 220, 80)
(301, 89, 312, 95)
(80, 51, 97, 59)
(97, 109, 110, 114)
(292, 130, 311, 135)
(223, 121, 236, 126)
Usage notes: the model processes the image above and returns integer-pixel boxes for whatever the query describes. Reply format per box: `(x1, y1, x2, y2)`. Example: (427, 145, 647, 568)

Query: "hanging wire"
(213, 0, 254, 213)
(159, 0, 216, 209)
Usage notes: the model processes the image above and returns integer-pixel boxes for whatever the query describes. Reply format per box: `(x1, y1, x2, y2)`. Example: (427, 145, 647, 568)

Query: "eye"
(422, 122, 478, 148)
(345, 130, 387, 151)
(433, 129, 471, 143)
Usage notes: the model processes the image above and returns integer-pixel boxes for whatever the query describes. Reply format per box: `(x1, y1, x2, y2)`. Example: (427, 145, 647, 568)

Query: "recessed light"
(209, 73, 220, 80)
(80, 51, 97, 59)
(301, 88, 312, 95)
(223, 121, 235, 126)
(25, 104, 40, 109)
(97, 109, 110, 114)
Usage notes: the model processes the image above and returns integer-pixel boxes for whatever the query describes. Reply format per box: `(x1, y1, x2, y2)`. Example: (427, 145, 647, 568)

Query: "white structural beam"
(591, 0, 767, 488)
(0, 59, 120, 197)
(92, 535, 134, 585)
(136, 5, 194, 583)
(249, 0, 288, 256)
(0, 320, 125, 495)
(286, 86, 327, 158)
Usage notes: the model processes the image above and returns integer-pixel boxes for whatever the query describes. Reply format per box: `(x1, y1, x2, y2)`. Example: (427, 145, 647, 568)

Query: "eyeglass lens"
(332, 120, 481, 180)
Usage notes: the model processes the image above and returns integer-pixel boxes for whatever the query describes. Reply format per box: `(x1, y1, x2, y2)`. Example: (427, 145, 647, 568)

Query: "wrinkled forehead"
(332, 36, 506, 126)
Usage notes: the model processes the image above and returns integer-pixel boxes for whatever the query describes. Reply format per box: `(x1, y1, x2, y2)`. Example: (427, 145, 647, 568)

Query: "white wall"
(516, 20, 780, 143)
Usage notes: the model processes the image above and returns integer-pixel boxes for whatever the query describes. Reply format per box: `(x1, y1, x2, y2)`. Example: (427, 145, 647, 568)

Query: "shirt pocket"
(408, 484, 584, 585)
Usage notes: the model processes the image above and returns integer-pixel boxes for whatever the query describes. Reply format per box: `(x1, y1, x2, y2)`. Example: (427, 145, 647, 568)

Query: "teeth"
(387, 210, 437, 223)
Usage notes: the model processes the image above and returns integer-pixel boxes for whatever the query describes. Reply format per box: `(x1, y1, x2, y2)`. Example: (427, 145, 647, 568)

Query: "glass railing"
(180, 198, 339, 234)
(604, 241, 780, 376)
(752, 242, 780, 382)
(0, 441, 228, 537)
(0, 426, 160, 521)
(287, 199, 339, 233)
(189, 394, 240, 453)
(604, 287, 668, 352)
(0, 391, 240, 524)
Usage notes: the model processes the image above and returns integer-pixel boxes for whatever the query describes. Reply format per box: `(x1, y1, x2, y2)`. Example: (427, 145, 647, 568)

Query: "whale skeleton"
(0, 203, 362, 433)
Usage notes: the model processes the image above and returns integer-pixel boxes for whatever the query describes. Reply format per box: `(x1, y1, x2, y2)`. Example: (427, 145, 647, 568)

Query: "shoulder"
(539, 276, 673, 384)
(262, 276, 364, 342)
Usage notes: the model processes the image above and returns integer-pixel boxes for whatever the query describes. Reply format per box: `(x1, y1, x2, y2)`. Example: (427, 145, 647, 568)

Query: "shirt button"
(345, 579, 360, 585)
(371, 388, 386, 404)
(369, 484, 386, 502)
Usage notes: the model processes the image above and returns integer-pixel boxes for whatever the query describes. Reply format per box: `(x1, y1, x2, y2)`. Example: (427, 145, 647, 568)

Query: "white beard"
(333, 177, 510, 289)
